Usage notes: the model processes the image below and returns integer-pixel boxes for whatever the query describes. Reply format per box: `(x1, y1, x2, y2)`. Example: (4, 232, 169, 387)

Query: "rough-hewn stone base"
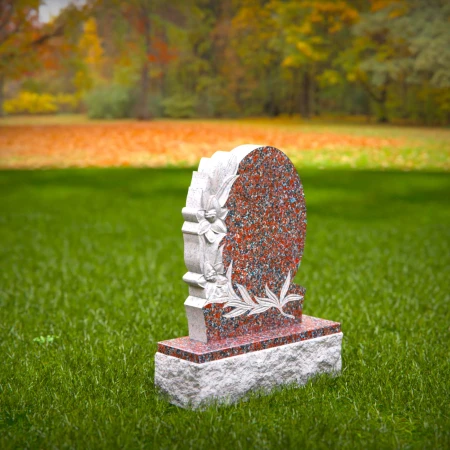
(155, 332, 343, 409)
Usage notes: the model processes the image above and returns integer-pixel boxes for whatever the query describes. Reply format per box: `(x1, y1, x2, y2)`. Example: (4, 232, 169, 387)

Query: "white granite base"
(154, 332, 343, 409)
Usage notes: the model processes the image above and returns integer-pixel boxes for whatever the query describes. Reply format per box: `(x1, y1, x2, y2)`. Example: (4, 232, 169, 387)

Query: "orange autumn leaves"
(0, 120, 436, 170)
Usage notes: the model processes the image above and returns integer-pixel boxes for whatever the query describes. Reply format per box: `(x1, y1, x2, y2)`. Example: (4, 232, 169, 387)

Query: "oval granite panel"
(222, 146, 306, 297)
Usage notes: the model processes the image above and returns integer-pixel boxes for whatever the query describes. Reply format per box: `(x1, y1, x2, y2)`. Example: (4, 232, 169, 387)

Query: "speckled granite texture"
(197, 146, 307, 341)
(198, 283, 305, 342)
(223, 147, 306, 298)
(158, 315, 340, 363)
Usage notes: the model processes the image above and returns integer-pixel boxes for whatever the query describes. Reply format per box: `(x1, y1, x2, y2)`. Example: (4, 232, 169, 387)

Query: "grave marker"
(155, 145, 342, 408)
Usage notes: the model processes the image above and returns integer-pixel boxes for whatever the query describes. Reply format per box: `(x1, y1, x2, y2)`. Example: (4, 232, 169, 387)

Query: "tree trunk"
(378, 84, 388, 123)
(313, 77, 319, 116)
(288, 70, 296, 116)
(301, 71, 311, 118)
(358, 76, 389, 123)
(401, 79, 408, 119)
(138, 63, 150, 120)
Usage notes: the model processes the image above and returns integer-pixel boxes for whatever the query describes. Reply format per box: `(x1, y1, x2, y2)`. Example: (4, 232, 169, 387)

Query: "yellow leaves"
(74, 69, 92, 94)
(3, 92, 78, 115)
(388, 2, 409, 18)
(77, 18, 104, 87)
(274, 0, 359, 67)
(79, 18, 104, 66)
(296, 40, 327, 62)
(298, 22, 312, 35)
(282, 56, 297, 68)
(317, 70, 342, 87)
(4, 92, 57, 114)
(300, 1, 359, 28)
(346, 72, 357, 82)
(369, 0, 408, 17)
(296, 41, 315, 58)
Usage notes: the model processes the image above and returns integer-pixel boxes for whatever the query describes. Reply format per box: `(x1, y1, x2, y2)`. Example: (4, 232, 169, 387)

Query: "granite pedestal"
(154, 145, 342, 407)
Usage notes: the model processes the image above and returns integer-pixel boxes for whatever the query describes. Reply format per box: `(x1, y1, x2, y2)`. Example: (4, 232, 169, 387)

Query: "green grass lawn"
(1, 167, 449, 449)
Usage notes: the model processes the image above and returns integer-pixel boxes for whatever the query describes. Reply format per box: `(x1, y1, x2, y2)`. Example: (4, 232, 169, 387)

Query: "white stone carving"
(183, 145, 259, 338)
(182, 148, 248, 297)
(205, 262, 304, 318)
(182, 144, 303, 327)
(154, 332, 343, 409)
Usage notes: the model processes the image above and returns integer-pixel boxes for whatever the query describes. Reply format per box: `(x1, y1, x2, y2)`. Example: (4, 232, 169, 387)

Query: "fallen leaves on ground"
(0, 120, 448, 170)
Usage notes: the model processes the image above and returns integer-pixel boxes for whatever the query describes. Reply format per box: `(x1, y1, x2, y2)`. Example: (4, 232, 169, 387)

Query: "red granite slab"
(223, 147, 306, 298)
(197, 146, 308, 341)
(158, 315, 341, 364)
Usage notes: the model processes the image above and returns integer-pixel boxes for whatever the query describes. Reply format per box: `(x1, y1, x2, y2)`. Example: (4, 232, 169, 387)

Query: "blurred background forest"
(1, 0, 449, 125)
(1, 4, 450, 447)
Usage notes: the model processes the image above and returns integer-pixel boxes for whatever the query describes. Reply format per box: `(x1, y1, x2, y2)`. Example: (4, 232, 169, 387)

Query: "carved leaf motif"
(223, 307, 250, 319)
(280, 270, 291, 301)
(211, 220, 226, 234)
(225, 153, 238, 179)
(218, 208, 228, 220)
(205, 283, 216, 299)
(193, 152, 302, 320)
(216, 175, 239, 207)
(220, 266, 302, 319)
(248, 305, 271, 316)
(204, 229, 217, 243)
(207, 297, 228, 304)
(256, 296, 279, 308)
(208, 196, 221, 213)
(215, 275, 227, 286)
(282, 293, 304, 307)
(226, 262, 240, 301)
(198, 220, 210, 235)
(236, 284, 256, 306)
(224, 299, 249, 308)
(265, 286, 280, 305)
(226, 260, 233, 279)
(215, 244, 224, 266)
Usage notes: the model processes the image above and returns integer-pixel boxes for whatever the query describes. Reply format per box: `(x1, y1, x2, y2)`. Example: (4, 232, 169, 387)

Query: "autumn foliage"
(0, 120, 420, 170)
(1, 0, 450, 124)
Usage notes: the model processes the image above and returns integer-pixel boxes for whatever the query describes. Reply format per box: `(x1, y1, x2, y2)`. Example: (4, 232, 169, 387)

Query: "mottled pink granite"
(158, 315, 341, 363)
(199, 146, 307, 341)
(223, 147, 306, 297)
(158, 146, 340, 363)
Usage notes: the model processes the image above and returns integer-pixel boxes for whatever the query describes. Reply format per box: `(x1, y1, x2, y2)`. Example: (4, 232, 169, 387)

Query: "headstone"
(155, 145, 342, 408)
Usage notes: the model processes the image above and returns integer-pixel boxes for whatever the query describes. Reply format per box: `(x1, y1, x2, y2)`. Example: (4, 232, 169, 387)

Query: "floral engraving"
(196, 196, 228, 244)
(197, 245, 228, 300)
(205, 262, 303, 318)
(196, 154, 239, 295)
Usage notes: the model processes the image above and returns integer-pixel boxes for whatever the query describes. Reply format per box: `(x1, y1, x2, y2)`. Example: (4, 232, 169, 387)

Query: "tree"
(93, 0, 188, 120)
(231, 0, 284, 116)
(74, 17, 105, 94)
(0, 0, 85, 116)
(272, 0, 359, 118)
(348, 0, 450, 123)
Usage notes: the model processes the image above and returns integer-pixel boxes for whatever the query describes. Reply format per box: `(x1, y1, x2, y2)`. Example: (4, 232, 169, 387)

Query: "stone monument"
(155, 145, 342, 408)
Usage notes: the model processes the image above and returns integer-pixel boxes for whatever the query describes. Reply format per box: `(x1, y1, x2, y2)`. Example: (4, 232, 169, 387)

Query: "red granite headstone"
(157, 145, 341, 364)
